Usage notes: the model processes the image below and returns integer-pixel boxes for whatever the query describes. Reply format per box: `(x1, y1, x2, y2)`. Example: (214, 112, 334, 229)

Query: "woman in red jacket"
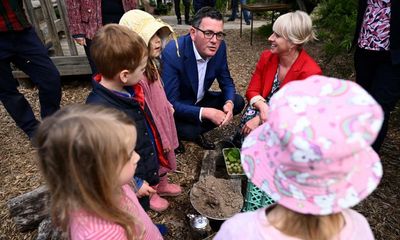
(236, 11, 322, 144)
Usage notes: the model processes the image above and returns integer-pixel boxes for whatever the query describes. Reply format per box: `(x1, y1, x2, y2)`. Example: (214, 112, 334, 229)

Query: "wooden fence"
(13, 0, 91, 78)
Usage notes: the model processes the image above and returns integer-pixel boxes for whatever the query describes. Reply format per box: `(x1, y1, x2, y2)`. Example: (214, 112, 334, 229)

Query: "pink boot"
(157, 175, 182, 197)
(149, 192, 169, 212)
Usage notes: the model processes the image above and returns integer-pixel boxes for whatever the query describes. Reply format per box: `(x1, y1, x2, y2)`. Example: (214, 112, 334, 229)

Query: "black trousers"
(175, 91, 245, 141)
(0, 27, 61, 138)
(354, 47, 400, 152)
(174, 0, 191, 21)
(193, 0, 216, 14)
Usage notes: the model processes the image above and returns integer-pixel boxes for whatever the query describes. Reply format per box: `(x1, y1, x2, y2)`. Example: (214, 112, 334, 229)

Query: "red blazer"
(245, 49, 322, 101)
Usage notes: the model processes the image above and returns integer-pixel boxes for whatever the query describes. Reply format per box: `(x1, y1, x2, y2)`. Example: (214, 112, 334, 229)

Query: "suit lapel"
(183, 36, 199, 96)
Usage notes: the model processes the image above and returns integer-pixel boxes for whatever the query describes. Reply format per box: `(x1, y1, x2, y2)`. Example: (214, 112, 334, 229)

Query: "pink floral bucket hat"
(241, 75, 384, 215)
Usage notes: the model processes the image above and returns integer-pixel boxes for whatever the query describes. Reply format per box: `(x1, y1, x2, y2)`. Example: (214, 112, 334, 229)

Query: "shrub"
(314, 0, 358, 57)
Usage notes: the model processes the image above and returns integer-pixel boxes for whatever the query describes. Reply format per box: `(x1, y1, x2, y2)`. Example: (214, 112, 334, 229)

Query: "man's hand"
(221, 101, 234, 126)
(136, 181, 156, 198)
(241, 116, 261, 135)
(253, 100, 269, 123)
(202, 107, 227, 126)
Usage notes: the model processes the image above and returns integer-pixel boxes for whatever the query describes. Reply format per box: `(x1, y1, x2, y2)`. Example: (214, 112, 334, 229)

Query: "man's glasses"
(193, 26, 226, 41)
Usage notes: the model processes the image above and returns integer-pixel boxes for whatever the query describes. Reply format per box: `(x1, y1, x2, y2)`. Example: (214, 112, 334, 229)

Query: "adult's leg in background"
(355, 47, 400, 152)
(174, 0, 182, 23)
(183, 0, 191, 23)
(83, 38, 98, 75)
(240, 0, 250, 23)
(0, 30, 39, 138)
(13, 28, 61, 119)
(228, 0, 238, 20)
(0, 58, 39, 138)
(193, 0, 203, 14)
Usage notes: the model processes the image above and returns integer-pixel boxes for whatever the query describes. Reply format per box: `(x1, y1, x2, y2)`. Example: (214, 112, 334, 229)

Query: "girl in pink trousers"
(120, 10, 182, 212)
(215, 75, 383, 240)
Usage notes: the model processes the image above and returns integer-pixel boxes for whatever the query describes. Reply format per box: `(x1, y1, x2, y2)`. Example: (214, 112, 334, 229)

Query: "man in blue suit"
(162, 7, 245, 151)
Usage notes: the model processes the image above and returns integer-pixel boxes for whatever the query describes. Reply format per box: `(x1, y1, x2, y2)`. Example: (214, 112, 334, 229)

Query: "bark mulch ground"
(0, 29, 399, 240)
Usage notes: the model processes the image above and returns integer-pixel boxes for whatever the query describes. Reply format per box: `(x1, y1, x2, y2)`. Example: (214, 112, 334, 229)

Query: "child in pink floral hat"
(215, 75, 384, 240)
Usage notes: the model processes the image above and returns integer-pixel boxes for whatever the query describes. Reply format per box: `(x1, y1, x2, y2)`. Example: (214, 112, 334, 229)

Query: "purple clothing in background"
(65, 0, 137, 40)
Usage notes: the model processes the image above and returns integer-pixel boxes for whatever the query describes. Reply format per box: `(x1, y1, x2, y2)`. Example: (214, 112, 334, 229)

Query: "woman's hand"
(253, 100, 269, 123)
(136, 181, 156, 198)
(74, 37, 86, 46)
(241, 116, 261, 136)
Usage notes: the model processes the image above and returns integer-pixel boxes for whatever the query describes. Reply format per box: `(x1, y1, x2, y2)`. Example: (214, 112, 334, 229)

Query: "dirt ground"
(1, 28, 399, 240)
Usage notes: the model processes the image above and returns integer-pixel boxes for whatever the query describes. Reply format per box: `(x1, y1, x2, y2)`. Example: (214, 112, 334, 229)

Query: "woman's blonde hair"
(35, 104, 143, 239)
(273, 10, 316, 47)
(271, 206, 343, 240)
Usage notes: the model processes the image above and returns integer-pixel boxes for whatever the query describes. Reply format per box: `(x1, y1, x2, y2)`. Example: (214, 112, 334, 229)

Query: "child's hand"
(136, 181, 156, 197)
(163, 147, 171, 153)
(170, 106, 175, 114)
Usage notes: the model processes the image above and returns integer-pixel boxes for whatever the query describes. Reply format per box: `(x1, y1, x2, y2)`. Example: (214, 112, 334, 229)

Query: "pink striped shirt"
(215, 207, 374, 240)
(69, 185, 163, 240)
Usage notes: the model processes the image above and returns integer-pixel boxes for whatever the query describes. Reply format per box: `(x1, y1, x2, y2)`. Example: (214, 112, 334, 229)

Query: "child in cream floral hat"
(120, 10, 181, 212)
(215, 75, 383, 240)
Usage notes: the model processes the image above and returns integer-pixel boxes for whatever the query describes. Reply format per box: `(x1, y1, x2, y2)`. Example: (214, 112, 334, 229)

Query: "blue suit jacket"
(161, 34, 236, 124)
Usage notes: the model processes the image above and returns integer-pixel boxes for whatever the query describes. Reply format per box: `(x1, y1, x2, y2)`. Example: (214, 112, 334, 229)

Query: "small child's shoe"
(157, 175, 182, 197)
(150, 193, 169, 212)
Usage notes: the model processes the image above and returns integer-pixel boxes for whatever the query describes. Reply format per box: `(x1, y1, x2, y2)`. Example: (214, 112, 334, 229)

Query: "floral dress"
(238, 71, 281, 136)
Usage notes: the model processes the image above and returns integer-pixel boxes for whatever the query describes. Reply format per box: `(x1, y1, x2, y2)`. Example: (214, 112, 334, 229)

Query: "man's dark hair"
(191, 7, 223, 28)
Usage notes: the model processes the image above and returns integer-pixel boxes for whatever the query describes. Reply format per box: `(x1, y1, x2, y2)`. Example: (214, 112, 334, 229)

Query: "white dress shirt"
(193, 42, 210, 121)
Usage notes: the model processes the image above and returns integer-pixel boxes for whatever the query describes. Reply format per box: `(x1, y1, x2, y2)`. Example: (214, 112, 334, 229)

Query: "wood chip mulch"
(0, 29, 399, 240)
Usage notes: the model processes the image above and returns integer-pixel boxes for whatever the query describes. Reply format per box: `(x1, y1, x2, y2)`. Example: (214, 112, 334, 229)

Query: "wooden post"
(57, 0, 78, 56)
(23, 0, 44, 42)
(39, 0, 63, 55)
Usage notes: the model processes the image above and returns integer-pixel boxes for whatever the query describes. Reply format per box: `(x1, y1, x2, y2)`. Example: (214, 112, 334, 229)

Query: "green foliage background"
(314, 0, 358, 56)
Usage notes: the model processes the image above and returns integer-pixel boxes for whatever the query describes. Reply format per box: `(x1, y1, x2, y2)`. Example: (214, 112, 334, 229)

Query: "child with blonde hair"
(86, 24, 167, 212)
(120, 10, 182, 211)
(216, 75, 383, 240)
(35, 104, 162, 239)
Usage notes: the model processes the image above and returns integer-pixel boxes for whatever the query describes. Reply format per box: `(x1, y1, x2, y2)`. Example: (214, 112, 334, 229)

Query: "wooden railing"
(14, 0, 91, 78)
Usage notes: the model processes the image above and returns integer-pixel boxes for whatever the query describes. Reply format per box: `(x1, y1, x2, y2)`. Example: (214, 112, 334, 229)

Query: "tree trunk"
(7, 186, 50, 231)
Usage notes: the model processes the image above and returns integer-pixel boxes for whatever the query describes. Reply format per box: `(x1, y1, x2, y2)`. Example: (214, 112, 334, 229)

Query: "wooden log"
(37, 217, 65, 240)
(7, 186, 50, 232)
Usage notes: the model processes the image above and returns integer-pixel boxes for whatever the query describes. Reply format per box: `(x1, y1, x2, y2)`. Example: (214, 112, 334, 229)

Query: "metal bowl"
(189, 179, 243, 221)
